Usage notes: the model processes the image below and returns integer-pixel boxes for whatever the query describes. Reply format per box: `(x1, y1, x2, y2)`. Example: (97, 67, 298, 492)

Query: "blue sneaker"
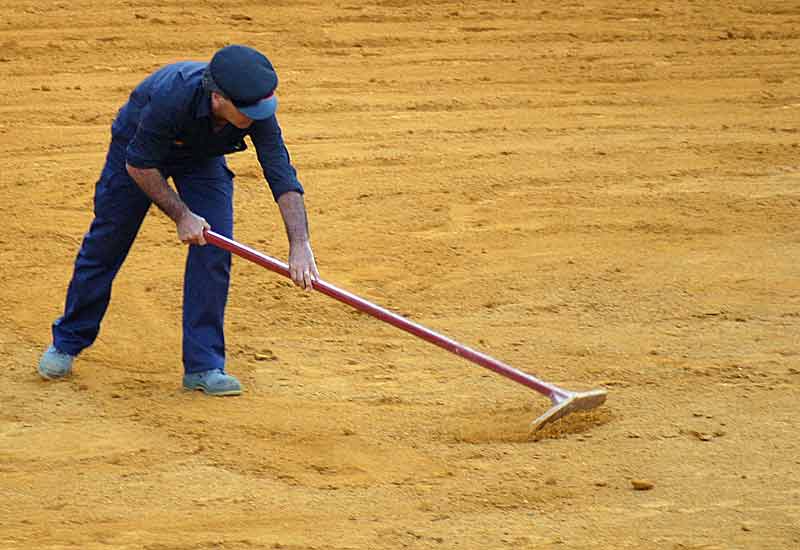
(183, 369, 242, 396)
(38, 344, 75, 380)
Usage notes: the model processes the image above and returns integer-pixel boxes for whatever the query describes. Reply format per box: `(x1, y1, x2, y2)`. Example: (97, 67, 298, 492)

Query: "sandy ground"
(1, 1, 799, 549)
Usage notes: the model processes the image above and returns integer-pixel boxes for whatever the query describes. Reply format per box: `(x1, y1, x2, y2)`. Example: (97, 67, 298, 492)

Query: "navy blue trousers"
(52, 138, 234, 374)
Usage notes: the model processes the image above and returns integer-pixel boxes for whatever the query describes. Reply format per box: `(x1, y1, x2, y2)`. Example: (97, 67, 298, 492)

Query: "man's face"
(211, 92, 254, 129)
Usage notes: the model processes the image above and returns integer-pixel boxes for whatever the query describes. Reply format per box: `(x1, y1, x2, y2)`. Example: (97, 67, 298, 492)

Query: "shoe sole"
(38, 367, 71, 381)
(183, 385, 242, 397)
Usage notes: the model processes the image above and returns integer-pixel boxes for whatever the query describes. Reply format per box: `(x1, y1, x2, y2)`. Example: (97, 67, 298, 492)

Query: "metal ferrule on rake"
(204, 230, 607, 431)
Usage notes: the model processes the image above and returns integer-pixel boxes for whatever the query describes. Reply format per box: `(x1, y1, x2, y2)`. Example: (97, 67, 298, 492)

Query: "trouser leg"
(53, 140, 151, 356)
(172, 158, 234, 374)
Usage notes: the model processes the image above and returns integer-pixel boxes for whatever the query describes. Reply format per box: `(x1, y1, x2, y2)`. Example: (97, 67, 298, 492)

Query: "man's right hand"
(177, 210, 210, 245)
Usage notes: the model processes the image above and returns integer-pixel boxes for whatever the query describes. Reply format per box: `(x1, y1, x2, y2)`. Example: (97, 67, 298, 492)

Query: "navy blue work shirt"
(111, 61, 303, 201)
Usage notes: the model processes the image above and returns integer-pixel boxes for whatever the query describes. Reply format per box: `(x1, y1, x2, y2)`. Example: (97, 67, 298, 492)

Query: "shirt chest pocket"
(174, 122, 248, 157)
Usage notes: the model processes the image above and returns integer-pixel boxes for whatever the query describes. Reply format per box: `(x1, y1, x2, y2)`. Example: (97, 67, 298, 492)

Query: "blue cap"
(209, 45, 279, 120)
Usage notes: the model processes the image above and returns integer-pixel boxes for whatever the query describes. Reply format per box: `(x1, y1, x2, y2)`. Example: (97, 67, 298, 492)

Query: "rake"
(204, 229, 607, 431)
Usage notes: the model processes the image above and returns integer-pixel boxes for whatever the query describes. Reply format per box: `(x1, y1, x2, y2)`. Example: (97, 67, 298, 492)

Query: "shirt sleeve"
(250, 116, 304, 201)
(125, 92, 181, 169)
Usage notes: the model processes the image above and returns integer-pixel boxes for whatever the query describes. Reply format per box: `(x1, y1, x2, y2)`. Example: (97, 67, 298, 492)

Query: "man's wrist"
(174, 205, 193, 224)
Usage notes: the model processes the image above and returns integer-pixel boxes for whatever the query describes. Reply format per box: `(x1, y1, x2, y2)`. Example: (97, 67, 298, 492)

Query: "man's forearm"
(126, 164, 189, 223)
(277, 191, 310, 245)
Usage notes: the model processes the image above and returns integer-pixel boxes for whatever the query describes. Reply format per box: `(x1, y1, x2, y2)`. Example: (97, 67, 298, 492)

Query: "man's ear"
(211, 91, 226, 107)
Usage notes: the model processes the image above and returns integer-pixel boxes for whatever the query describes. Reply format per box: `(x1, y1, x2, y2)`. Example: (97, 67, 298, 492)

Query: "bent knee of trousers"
(83, 173, 149, 265)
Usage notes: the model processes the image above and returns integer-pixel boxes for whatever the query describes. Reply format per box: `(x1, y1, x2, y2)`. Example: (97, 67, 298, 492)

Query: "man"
(38, 44, 319, 395)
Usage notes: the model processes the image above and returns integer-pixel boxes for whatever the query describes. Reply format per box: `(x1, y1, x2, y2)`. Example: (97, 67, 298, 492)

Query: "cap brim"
(238, 95, 278, 120)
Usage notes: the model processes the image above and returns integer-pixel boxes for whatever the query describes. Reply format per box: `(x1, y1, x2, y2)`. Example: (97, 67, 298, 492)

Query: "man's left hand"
(288, 240, 319, 290)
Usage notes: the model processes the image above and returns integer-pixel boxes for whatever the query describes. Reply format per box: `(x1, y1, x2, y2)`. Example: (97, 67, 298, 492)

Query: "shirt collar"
(196, 88, 212, 119)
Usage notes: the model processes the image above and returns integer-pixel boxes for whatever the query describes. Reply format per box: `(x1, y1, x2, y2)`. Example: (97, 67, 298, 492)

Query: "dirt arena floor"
(1, 1, 799, 548)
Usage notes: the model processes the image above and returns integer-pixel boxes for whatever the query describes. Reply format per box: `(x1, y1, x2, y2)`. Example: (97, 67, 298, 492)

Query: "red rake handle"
(204, 229, 571, 402)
